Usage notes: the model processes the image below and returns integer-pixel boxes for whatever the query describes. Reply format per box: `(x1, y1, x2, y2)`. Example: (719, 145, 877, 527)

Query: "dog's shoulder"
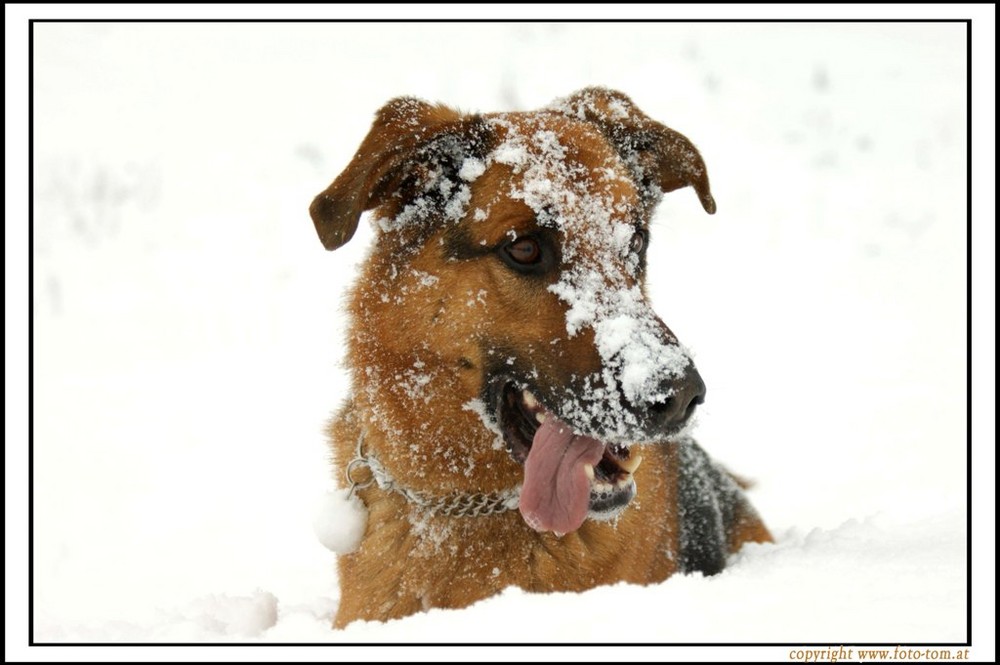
(673, 439, 768, 575)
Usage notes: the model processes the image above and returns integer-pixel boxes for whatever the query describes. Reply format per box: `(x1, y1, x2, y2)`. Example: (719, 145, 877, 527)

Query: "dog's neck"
(347, 431, 520, 517)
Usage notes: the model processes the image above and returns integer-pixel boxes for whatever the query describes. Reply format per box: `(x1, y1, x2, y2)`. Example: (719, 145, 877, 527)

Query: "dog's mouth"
(497, 382, 642, 535)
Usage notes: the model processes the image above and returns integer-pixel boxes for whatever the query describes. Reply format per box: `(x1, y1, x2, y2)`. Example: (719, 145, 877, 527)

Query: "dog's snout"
(648, 368, 706, 431)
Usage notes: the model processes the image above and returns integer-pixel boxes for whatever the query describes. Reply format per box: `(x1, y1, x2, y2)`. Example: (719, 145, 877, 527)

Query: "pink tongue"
(519, 412, 605, 534)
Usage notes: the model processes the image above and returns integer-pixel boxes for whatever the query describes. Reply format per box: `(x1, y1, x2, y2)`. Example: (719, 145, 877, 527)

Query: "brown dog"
(310, 88, 771, 628)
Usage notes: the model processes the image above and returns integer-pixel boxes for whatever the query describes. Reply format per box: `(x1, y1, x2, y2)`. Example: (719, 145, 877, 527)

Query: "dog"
(310, 88, 771, 628)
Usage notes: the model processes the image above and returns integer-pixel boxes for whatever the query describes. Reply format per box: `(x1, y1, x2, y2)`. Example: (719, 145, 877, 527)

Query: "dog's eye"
(504, 237, 542, 265)
(629, 230, 648, 255)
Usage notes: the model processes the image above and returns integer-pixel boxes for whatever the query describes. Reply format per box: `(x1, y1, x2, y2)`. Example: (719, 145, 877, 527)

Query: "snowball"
(313, 489, 368, 554)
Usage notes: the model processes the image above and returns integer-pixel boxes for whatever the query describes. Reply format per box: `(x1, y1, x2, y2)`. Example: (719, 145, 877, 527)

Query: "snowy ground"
(8, 7, 996, 661)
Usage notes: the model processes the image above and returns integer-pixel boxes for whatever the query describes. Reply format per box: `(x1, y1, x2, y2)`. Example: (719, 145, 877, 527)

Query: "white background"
(7, 3, 996, 661)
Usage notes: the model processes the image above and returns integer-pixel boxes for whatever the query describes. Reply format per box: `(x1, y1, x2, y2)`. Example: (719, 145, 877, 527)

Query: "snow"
(325, 514, 966, 644)
(39, 591, 280, 642)
(458, 157, 486, 182)
(9, 9, 994, 660)
(25, 515, 968, 644)
(312, 490, 367, 554)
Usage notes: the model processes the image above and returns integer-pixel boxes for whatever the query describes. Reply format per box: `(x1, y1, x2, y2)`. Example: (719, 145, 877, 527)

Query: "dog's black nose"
(648, 367, 706, 431)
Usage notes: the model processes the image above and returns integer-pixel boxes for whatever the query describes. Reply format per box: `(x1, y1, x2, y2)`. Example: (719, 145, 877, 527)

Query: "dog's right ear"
(309, 98, 467, 251)
(552, 88, 717, 216)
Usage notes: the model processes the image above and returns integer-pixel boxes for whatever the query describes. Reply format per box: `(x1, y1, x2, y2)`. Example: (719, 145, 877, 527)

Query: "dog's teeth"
(614, 476, 635, 490)
(535, 411, 547, 424)
(522, 390, 538, 409)
(584, 464, 595, 480)
(618, 454, 644, 474)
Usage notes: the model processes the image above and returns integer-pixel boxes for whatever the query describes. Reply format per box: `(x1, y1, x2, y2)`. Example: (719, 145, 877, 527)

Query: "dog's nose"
(648, 367, 706, 431)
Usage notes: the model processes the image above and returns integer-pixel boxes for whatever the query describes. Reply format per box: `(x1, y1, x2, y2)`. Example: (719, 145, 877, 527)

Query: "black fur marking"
(442, 225, 492, 261)
(675, 439, 742, 576)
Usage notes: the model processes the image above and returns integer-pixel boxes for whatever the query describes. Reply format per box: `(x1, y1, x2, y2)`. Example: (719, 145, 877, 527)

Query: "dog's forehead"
(487, 111, 633, 185)
(468, 112, 641, 238)
(493, 111, 618, 158)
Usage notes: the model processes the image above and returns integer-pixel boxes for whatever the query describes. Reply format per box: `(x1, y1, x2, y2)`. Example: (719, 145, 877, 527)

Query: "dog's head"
(312, 88, 715, 534)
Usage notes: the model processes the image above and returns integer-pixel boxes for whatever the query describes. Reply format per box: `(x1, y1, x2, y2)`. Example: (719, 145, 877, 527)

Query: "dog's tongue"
(519, 412, 605, 534)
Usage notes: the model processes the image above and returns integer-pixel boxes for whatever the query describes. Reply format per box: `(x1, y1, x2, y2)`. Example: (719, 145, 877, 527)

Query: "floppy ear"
(309, 98, 472, 251)
(552, 87, 717, 215)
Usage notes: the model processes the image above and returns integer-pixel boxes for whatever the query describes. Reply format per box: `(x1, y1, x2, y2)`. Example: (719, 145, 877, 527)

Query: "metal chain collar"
(345, 433, 521, 518)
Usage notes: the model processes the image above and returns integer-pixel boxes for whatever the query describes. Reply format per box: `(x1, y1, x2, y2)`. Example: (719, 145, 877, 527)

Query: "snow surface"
(12, 12, 996, 659)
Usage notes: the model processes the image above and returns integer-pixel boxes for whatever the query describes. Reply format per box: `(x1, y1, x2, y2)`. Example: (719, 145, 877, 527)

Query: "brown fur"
(311, 89, 771, 628)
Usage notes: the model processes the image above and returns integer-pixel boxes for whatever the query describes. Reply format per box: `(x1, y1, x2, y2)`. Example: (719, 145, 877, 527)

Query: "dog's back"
(311, 88, 770, 627)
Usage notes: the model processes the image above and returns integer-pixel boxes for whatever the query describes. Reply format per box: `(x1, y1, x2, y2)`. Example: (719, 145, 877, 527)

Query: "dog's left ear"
(551, 88, 717, 215)
(310, 98, 488, 251)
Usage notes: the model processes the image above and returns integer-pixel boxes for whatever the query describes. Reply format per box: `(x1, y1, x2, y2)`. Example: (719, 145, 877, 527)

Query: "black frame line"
(25, 16, 975, 650)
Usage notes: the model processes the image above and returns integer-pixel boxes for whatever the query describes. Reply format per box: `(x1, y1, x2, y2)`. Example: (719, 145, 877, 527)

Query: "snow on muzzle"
(548, 266, 706, 444)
